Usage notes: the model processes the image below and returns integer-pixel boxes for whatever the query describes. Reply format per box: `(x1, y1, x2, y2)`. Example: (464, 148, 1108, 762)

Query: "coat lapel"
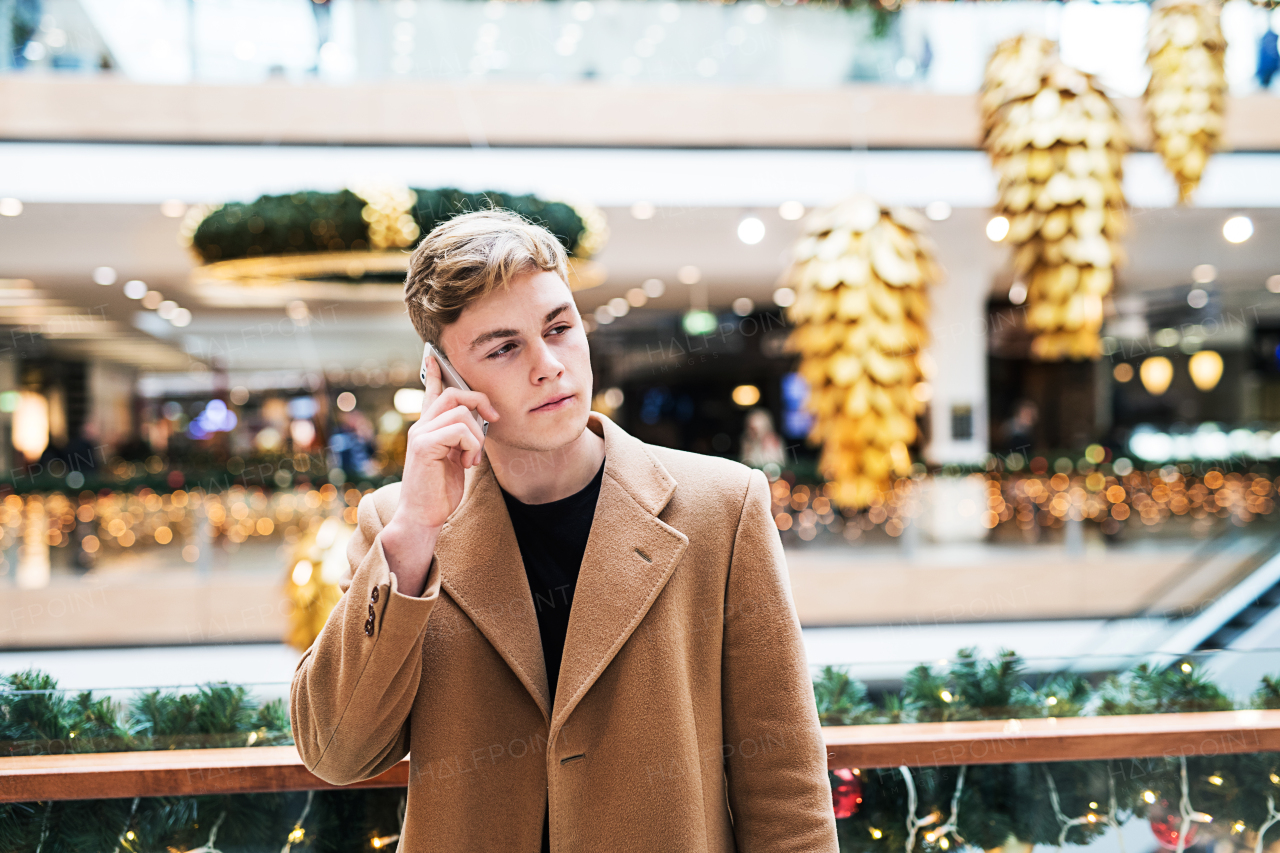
(432, 456, 553, 725)
(427, 412, 688, 734)
(550, 413, 689, 735)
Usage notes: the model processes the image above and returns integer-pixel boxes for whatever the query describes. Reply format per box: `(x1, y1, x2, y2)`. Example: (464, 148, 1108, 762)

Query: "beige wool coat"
(290, 411, 839, 852)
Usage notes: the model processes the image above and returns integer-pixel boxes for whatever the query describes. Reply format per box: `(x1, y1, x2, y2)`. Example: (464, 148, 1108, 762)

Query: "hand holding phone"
(386, 343, 501, 536)
(422, 342, 488, 436)
(379, 345, 499, 596)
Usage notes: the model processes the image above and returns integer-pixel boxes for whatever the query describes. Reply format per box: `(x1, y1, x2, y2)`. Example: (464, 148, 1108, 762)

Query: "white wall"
(923, 210, 1005, 465)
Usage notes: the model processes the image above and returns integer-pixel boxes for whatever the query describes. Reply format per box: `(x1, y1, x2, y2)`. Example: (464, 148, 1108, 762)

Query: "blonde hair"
(403, 208, 569, 346)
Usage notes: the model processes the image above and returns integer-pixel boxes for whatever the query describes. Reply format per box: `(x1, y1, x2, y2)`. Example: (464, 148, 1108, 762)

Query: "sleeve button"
(371, 587, 379, 603)
(368, 603, 376, 618)
(364, 618, 374, 636)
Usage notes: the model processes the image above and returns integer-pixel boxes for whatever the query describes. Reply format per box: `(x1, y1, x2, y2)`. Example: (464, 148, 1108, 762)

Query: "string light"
(11, 459, 1280, 565)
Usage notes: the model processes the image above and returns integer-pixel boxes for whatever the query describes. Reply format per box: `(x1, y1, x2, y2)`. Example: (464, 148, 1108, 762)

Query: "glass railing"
(0, 789, 410, 851)
(4, 750, 1279, 851)
(6, 647, 1280, 756)
(823, 750, 1280, 853)
(811, 647, 1280, 725)
(1, 673, 295, 757)
(2, 0, 1275, 96)
(0, 475, 365, 585)
(6, 647, 1280, 848)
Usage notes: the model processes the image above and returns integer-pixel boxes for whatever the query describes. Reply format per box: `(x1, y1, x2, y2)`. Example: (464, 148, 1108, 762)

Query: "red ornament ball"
(832, 768, 864, 819)
(1150, 813, 1198, 850)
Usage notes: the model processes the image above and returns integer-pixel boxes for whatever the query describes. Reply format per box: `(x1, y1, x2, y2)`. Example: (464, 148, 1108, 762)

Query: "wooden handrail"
(823, 708, 1280, 769)
(0, 746, 407, 803)
(3, 710, 1279, 803)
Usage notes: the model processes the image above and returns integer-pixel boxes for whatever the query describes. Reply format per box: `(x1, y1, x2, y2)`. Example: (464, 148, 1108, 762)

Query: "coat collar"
(431, 411, 689, 736)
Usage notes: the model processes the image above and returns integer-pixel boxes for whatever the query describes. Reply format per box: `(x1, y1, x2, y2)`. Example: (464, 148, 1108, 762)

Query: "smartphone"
(422, 341, 489, 436)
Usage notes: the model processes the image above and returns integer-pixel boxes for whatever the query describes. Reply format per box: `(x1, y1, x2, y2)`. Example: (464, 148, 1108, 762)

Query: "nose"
(530, 337, 565, 384)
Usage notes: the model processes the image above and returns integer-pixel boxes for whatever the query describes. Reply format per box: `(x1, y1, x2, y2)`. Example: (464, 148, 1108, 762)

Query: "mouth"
(531, 393, 575, 413)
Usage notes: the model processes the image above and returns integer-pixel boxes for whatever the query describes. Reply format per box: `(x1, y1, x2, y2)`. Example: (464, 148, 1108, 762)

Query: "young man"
(290, 209, 838, 852)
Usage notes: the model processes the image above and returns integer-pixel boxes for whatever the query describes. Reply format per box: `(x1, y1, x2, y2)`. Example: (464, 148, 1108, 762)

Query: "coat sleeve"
(721, 468, 839, 852)
(289, 491, 442, 785)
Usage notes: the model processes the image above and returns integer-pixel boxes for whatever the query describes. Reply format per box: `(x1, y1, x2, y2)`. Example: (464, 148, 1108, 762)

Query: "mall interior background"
(4, 0, 1280, 849)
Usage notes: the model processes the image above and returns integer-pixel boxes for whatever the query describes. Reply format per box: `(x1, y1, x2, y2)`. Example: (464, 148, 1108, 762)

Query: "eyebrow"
(467, 302, 574, 351)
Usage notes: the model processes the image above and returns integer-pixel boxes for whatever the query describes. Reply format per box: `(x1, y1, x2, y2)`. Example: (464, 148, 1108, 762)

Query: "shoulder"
(646, 444, 764, 509)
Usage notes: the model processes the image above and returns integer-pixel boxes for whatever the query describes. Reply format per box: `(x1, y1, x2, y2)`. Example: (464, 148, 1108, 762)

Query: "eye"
(486, 342, 517, 360)
(548, 324, 571, 336)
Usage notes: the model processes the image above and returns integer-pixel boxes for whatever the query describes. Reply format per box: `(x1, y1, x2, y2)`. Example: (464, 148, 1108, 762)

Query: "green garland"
(817, 649, 1280, 853)
(6, 650, 1280, 852)
(0, 669, 292, 757)
(190, 188, 590, 266)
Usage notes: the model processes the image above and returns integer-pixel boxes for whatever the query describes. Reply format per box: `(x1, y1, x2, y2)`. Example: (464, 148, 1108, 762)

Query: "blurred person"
(291, 210, 837, 852)
(997, 398, 1038, 454)
(62, 422, 101, 476)
(329, 408, 377, 477)
(740, 406, 785, 468)
(1261, 24, 1279, 88)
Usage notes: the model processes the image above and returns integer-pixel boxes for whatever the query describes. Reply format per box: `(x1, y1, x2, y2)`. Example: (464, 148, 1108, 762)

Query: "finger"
(435, 421, 481, 463)
(468, 389, 500, 422)
(413, 421, 480, 466)
(408, 415, 480, 464)
(421, 351, 443, 416)
(425, 404, 485, 460)
(424, 386, 500, 424)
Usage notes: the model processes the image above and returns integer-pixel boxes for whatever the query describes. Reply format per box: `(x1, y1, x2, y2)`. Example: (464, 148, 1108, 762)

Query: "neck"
(485, 417, 606, 504)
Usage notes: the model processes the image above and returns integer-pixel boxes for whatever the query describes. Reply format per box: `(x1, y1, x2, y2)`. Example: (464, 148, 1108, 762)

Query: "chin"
(498, 400, 591, 453)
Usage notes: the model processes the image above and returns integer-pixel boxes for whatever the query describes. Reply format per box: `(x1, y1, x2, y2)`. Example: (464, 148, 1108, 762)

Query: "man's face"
(437, 269, 592, 454)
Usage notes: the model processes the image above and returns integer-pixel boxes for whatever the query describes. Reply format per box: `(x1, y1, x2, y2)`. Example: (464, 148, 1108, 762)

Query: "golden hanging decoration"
(980, 35, 1059, 128)
(1144, 0, 1227, 204)
(784, 195, 942, 509)
(982, 36, 1129, 361)
(284, 515, 354, 652)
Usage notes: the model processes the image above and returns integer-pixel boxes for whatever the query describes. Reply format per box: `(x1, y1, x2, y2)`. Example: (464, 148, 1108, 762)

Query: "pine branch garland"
(8, 649, 1280, 852)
